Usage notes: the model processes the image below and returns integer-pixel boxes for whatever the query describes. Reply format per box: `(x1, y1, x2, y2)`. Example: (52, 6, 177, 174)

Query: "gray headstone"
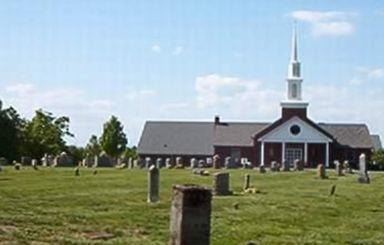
(206, 157, 213, 167)
(243, 174, 250, 190)
(334, 160, 344, 176)
(190, 158, 198, 169)
(213, 172, 232, 196)
(169, 185, 212, 245)
(282, 160, 290, 171)
(0, 157, 8, 166)
(259, 165, 266, 174)
(358, 154, 370, 184)
(293, 159, 304, 171)
(317, 164, 327, 179)
(165, 158, 174, 168)
(343, 160, 353, 174)
(176, 157, 183, 167)
(213, 155, 221, 169)
(270, 161, 280, 172)
(198, 160, 205, 168)
(148, 165, 160, 203)
(145, 157, 152, 168)
(156, 158, 163, 169)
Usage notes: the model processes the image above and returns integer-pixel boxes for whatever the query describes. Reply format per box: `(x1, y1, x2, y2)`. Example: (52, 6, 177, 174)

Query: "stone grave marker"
(169, 185, 212, 245)
(165, 158, 174, 168)
(0, 157, 7, 166)
(259, 165, 266, 174)
(357, 154, 370, 184)
(20, 156, 31, 166)
(148, 165, 160, 203)
(317, 164, 327, 179)
(213, 172, 232, 196)
(213, 155, 221, 169)
(176, 157, 183, 168)
(156, 158, 163, 169)
(270, 161, 280, 172)
(294, 159, 304, 171)
(243, 174, 251, 190)
(334, 160, 344, 176)
(281, 160, 290, 171)
(190, 158, 198, 169)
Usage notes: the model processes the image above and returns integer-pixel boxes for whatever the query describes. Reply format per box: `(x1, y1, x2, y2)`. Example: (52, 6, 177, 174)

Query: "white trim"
(325, 143, 329, 167)
(304, 142, 308, 163)
(282, 142, 286, 162)
(280, 101, 308, 109)
(261, 142, 265, 166)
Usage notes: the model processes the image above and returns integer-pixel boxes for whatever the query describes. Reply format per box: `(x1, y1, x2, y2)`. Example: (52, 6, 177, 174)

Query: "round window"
(290, 125, 301, 135)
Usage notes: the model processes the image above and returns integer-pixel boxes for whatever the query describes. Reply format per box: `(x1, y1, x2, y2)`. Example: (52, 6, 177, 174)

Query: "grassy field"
(1, 167, 384, 244)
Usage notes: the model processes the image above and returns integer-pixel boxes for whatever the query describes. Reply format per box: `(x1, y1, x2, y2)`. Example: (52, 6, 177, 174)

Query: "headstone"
(293, 159, 304, 171)
(148, 165, 160, 203)
(281, 160, 290, 171)
(270, 161, 280, 172)
(47, 155, 55, 166)
(198, 160, 205, 168)
(42, 154, 49, 167)
(343, 160, 353, 174)
(213, 172, 232, 196)
(357, 154, 370, 184)
(169, 185, 212, 245)
(0, 157, 7, 166)
(133, 159, 138, 169)
(259, 165, 266, 174)
(145, 157, 153, 168)
(74, 167, 80, 176)
(93, 155, 99, 168)
(166, 158, 174, 168)
(190, 158, 198, 169)
(213, 155, 221, 169)
(20, 156, 31, 166)
(176, 157, 184, 168)
(243, 174, 251, 190)
(334, 160, 344, 176)
(206, 157, 213, 167)
(156, 158, 163, 169)
(224, 156, 236, 169)
(14, 162, 21, 171)
(128, 158, 134, 169)
(31, 159, 39, 170)
(317, 164, 327, 179)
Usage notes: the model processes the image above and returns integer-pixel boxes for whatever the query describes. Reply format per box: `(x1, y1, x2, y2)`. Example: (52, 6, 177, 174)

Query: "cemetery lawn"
(1, 168, 384, 244)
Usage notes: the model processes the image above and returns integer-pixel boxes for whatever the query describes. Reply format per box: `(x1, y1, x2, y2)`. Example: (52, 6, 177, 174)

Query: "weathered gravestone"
(169, 185, 212, 245)
(14, 162, 21, 170)
(20, 156, 31, 166)
(206, 157, 213, 167)
(259, 165, 266, 174)
(213, 172, 232, 196)
(176, 157, 184, 168)
(334, 160, 344, 176)
(225, 156, 237, 169)
(41, 154, 49, 167)
(270, 161, 280, 172)
(317, 164, 327, 179)
(148, 165, 160, 203)
(357, 154, 370, 184)
(31, 159, 39, 170)
(198, 160, 205, 168)
(145, 157, 152, 168)
(293, 159, 304, 171)
(213, 155, 221, 169)
(156, 158, 163, 169)
(165, 158, 174, 168)
(281, 160, 290, 171)
(74, 167, 80, 176)
(190, 158, 198, 169)
(343, 160, 353, 174)
(243, 174, 251, 190)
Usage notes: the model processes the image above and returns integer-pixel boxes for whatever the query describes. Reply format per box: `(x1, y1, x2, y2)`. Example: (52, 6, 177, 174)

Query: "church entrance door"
(286, 147, 303, 166)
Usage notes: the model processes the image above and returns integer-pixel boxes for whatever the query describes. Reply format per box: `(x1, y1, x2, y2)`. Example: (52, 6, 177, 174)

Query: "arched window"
(292, 83, 298, 98)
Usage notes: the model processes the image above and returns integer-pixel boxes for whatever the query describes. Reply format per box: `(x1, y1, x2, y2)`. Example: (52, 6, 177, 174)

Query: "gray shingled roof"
(213, 122, 270, 146)
(138, 120, 375, 156)
(137, 121, 214, 156)
(371, 135, 382, 150)
(319, 123, 374, 148)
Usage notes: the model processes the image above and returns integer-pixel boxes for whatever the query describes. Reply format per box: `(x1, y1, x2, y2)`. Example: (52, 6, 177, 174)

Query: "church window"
(290, 125, 301, 135)
(292, 83, 298, 98)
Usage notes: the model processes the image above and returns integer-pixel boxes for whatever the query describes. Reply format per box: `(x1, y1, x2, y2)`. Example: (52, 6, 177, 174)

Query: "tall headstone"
(281, 160, 290, 171)
(358, 154, 370, 184)
(176, 157, 183, 168)
(190, 158, 198, 169)
(271, 161, 280, 172)
(169, 185, 212, 245)
(145, 157, 152, 168)
(166, 158, 174, 168)
(148, 165, 160, 203)
(213, 172, 232, 196)
(213, 155, 221, 169)
(334, 160, 344, 176)
(156, 158, 163, 169)
(42, 154, 49, 167)
(317, 164, 327, 179)
(243, 174, 251, 190)
(293, 159, 304, 171)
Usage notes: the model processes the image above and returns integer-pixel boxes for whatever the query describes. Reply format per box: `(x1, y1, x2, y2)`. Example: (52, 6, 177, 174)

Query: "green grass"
(1, 167, 384, 244)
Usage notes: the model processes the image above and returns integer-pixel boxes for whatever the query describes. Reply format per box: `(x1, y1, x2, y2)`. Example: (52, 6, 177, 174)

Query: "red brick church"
(138, 27, 381, 168)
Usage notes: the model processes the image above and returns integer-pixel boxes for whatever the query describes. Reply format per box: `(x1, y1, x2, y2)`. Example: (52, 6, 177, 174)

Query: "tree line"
(0, 100, 136, 164)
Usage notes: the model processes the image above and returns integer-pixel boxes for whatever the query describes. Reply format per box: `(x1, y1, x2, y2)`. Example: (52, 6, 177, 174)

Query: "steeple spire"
(291, 22, 298, 62)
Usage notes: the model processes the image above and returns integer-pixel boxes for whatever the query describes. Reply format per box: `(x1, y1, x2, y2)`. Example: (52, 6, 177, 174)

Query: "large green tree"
(84, 135, 102, 157)
(23, 109, 73, 159)
(0, 100, 24, 161)
(100, 116, 127, 158)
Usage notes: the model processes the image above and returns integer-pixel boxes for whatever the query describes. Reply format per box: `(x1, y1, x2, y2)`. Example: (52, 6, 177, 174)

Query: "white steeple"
(287, 22, 302, 101)
(281, 23, 308, 110)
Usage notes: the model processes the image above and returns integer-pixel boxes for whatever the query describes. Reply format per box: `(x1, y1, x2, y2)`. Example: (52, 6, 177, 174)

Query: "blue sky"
(0, 0, 383, 146)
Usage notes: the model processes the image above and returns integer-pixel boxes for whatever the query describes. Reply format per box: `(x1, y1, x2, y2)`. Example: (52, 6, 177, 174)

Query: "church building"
(138, 27, 381, 168)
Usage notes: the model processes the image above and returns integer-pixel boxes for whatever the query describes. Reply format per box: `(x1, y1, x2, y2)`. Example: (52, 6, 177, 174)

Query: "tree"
(372, 149, 384, 170)
(84, 135, 101, 157)
(0, 101, 24, 161)
(122, 146, 138, 160)
(100, 116, 127, 158)
(23, 109, 73, 159)
(67, 145, 85, 165)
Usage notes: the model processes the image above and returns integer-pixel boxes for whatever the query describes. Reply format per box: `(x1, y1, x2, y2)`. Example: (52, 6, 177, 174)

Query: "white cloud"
(349, 67, 384, 84)
(172, 46, 184, 55)
(291, 10, 356, 36)
(151, 44, 161, 52)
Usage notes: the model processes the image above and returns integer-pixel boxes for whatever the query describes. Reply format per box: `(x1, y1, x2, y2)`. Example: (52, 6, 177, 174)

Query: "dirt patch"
(84, 231, 115, 240)
(0, 225, 18, 234)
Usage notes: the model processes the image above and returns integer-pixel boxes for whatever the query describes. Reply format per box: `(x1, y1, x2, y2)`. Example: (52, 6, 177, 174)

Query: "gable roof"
(318, 123, 374, 149)
(371, 135, 382, 150)
(213, 122, 269, 146)
(137, 121, 214, 156)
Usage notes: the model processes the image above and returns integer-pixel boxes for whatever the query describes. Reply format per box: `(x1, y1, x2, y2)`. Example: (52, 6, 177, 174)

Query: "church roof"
(137, 120, 376, 156)
(318, 123, 374, 149)
(370, 135, 382, 150)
